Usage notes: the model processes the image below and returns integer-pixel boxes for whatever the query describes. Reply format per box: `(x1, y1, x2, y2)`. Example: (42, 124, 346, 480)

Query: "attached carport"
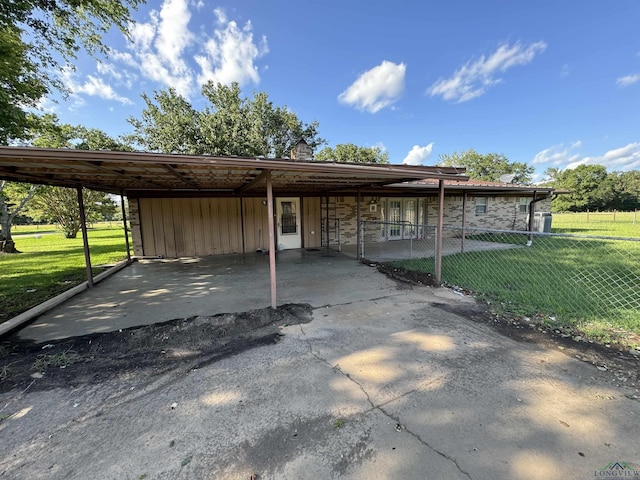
(0, 146, 467, 332)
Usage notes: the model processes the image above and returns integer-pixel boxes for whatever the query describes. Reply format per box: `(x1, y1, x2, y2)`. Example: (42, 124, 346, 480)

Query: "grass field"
(552, 211, 640, 237)
(0, 226, 129, 324)
(394, 221, 640, 349)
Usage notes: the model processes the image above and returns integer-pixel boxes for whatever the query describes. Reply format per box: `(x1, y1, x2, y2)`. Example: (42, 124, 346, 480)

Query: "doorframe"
(276, 196, 302, 250)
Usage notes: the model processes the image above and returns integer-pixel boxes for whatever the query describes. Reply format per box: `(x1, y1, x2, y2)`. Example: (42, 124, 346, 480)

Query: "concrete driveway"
(2, 251, 639, 479)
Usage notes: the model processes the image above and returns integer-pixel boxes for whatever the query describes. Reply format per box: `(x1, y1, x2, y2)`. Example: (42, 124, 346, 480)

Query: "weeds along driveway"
(1, 262, 640, 479)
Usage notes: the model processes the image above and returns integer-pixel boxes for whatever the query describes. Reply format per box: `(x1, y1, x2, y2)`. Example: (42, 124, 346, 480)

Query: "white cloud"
(560, 64, 570, 78)
(338, 61, 406, 113)
(534, 142, 640, 172)
(616, 74, 640, 87)
(428, 41, 547, 103)
(195, 8, 268, 87)
(532, 142, 582, 166)
(62, 68, 133, 105)
(156, 0, 193, 73)
(402, 143, 434, 166)
(110, 1, 267, 98)
(125, 0, 194, 96)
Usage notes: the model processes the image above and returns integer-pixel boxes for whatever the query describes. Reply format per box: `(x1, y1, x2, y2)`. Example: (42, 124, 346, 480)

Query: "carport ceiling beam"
(78, 161, 164, 189)
(163, 164, 200, 189)
(237, 169, 267, 194)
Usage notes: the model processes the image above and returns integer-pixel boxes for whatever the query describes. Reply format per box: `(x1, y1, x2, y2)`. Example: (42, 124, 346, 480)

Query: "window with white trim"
(519, 197, 530, 213)
(475, 197, 487, 215)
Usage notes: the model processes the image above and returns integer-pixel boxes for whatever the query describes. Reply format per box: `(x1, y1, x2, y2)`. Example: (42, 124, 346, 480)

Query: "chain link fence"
(360, 221, 640, 335)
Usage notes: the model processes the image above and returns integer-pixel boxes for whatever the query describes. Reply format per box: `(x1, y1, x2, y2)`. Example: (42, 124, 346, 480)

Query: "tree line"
(543, 165, 640, 212)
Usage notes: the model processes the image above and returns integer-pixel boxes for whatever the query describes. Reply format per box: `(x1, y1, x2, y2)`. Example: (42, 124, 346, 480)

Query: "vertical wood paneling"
(161, 198, 176, 257)
(242, 198, 269, 252)
(138, 198, 154, 256)
(193, 198, 205, 256)
(182, 198, 197, 256)
(151, 199, 166, 257)
(304, 197, 321, 248)
(171, 199, 186, 257)
(138, 197, 248, 257)
(201, 198, 214, 255)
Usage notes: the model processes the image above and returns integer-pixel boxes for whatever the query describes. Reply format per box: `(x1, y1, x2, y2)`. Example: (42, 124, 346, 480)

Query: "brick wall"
(329, 194, 552, 245)
(128, 197, 143, 256)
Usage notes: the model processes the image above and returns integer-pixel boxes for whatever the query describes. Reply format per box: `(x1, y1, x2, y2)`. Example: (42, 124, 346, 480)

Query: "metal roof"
(0, 147, 468, 196)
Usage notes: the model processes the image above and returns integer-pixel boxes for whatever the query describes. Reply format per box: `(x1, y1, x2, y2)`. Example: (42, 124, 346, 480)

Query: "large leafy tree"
(545, 165, 639, 212)
(315, 143, 389, 164)
(129, 82, 325, 158)
(0, 0, 143, 144)
(439, 149, 534, 184)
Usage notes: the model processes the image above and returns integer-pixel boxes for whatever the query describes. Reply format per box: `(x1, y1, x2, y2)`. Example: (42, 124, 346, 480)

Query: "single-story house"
(0, 143, 554, 310)
(0, 142, 556, 257)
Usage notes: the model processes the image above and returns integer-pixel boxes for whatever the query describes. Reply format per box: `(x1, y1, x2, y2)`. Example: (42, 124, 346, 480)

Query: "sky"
(42, 0, 640, 181)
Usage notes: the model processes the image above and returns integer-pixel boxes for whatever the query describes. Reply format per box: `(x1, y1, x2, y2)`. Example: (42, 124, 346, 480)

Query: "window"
(280, 202, 297, 234)
(519, 197, 530, 213)
(475, 197, 487, 215)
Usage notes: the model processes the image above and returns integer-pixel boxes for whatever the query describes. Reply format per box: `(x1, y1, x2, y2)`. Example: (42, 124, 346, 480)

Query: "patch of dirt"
(372, 262, 437, 287)
(0, 303, 312, 394)
(374, 263, 640, 394)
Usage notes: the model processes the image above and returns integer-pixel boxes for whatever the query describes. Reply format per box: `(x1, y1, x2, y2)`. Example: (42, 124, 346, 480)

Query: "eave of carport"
(0, 146, 468, 315)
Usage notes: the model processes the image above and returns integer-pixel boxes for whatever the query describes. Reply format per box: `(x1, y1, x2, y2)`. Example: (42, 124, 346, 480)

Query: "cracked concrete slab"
(2, 253, 640, 479)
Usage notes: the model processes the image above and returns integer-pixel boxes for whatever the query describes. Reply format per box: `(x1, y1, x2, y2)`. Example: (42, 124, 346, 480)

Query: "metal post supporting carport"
(265, 170, 277, 309)
(120, 192, 131, 263)
(356, 188, 361, 259)
(77, 186, 94, 288)
(435, 179, 445, 284)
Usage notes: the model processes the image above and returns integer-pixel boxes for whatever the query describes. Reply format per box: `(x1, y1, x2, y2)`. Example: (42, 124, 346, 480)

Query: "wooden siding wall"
(303, 197, 322, 248)
(242, 198, 270, 252)
(139, 198, 243, 257)
(138, 196, 322, 257)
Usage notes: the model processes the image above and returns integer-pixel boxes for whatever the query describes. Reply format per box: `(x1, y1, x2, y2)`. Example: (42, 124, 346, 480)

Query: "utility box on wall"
(534, 212, 552, 232)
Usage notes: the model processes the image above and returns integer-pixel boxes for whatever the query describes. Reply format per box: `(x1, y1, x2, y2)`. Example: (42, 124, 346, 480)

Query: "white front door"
(276, 197, 302, 250)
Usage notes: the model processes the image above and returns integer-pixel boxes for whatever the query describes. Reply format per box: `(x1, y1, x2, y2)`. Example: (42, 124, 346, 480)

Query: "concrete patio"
(17, 249, 397, 342)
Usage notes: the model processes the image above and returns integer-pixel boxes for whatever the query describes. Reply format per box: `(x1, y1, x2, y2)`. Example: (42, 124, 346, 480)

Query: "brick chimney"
(290, 139, 313, 161)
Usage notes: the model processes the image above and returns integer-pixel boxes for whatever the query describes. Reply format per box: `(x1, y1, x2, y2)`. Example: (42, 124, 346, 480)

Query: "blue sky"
(44, 0, 640, 181)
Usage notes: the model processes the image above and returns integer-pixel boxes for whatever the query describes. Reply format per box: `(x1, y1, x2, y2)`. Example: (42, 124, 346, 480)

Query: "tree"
(3, 115, 127, 242)
(30, 187, 116, 238)
(0, 0, 142, 144)
(439, 149, 534, 184)
(129, 82, 325, 158)
(0, 25, 47, 144)
(545, 164, 614, 212)
(315, 143, 389, 164)
(545, 166, 640, 212)
(0, 181, 39, 252)
(611, 170, 640, 211)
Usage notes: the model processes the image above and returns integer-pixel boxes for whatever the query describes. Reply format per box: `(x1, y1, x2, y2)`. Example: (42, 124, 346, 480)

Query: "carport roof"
(0, 147, 468, 195)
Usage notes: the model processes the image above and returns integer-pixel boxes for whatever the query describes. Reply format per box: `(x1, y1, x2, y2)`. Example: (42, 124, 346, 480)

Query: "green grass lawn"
(552, 211, 640, 237)
(0, 227, 129, 324)
(394, 231, 640, 348)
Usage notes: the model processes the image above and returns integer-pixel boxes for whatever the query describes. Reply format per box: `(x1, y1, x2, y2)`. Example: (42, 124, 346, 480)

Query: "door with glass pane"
(276, 197, 301, 249)
(403, 199, 416, 238)
(387, 200, 402, 239)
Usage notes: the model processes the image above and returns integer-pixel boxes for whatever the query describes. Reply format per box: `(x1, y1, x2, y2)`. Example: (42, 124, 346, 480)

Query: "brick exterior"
(130, 193, 553, 255)
(128, 197, 143, 256)
(329, 194, 552, 246)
